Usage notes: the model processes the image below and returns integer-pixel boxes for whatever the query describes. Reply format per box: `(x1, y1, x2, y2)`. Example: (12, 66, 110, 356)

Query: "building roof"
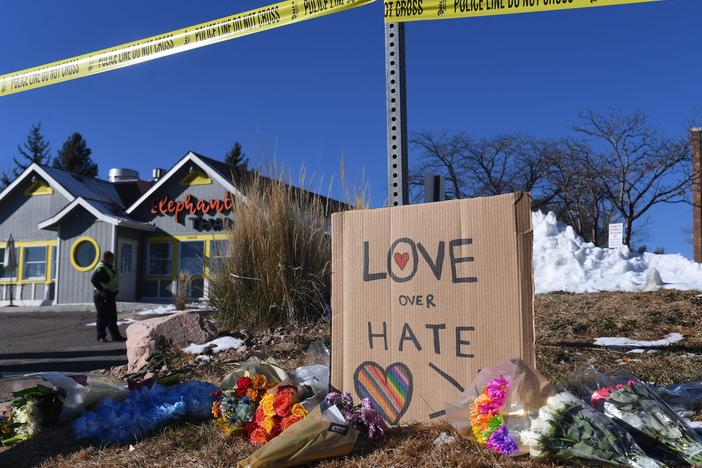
(38, 197, 156, 231)
(125, 151, 244, 215)
(2, 154, 349, 234)
(112, 179, 155, 207)
(126, 151, 350, 215)
(40, 166, 125, 206)
(0, 163, 125, 208)
(194, 152, 351, 214)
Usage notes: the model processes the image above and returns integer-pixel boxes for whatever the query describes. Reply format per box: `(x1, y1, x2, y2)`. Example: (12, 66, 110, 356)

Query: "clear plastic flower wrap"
(446, 359, 556, 456)
(515, 390, 663, 467)
(569, 366, 702, 466)
(237, 392, 384, 467)
(447, 359, 662, 466)
(1, 384, 64, 445)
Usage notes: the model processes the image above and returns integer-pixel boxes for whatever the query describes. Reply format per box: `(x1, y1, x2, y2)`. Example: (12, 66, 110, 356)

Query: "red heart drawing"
(394, 252, 409, 270)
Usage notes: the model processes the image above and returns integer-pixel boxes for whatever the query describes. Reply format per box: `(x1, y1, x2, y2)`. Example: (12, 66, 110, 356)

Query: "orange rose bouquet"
(248, 385, 309, 445)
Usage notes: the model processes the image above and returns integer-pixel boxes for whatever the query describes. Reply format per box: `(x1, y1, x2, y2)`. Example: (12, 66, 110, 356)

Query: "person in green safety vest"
(91, 251, 127, 343)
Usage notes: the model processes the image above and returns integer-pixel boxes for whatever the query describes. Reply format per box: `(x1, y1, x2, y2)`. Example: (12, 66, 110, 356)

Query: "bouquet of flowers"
(237, 392, 386, 467)
(248, 384, 309, 445)
(447, 359, 556, 457)
(0, 385, 64, 445)
(1, 405, 19, 445)
(518, 391, 663, 467)
(587, 372, 702, 465)
(324, 392, 386, 441)
(212, 374, 274, 435)
(73, 381, 217, 444)
(469, 375, 519, 455)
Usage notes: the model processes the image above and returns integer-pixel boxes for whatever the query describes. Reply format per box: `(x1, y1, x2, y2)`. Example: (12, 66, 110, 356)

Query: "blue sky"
(1, 0, 700, 257)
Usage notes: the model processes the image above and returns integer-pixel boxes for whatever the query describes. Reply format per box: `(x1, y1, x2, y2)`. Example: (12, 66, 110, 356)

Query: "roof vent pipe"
(152, 168, 165, 181)
(108, 168, 139, 182)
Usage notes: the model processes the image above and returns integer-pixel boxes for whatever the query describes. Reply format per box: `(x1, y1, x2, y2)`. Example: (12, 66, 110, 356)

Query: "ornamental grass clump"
(209, 167, 342, 330)
(175, 270, 193, 311)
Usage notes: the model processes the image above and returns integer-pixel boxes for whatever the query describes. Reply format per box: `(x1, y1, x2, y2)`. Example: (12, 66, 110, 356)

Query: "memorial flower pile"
(519, 391, 662, 467)
(248, 385, 308, 445)
(0, 385, 64, 445)
(469, 375, 518, 455)
(591, 379, 702, 465)
(211, 375, 274, 435)
(0, 408, 19, 445)
(325, 392, 386, 441)
(73, 381, 217, 444)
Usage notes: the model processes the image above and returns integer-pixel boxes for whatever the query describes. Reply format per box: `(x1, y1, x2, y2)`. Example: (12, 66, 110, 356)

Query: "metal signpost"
(384, 22, 409, 207)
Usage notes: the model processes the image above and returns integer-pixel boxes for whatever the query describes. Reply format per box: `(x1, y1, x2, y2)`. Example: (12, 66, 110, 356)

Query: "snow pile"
(532, 211, 702, 293)
(182, 336, 244, 354)
(593, 332, 684, 349)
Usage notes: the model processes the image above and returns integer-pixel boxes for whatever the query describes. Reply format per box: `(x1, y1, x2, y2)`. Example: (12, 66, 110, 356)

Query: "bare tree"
(409, 132, 471, 201)
(409, 132, 558, 209)
(546, 139, 617, 246)
(575, 110, 693, 246)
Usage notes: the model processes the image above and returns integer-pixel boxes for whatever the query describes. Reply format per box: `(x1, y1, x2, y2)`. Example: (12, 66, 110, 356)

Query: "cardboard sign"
(608, 223, 624, 249)
(331, 193, 535, 424)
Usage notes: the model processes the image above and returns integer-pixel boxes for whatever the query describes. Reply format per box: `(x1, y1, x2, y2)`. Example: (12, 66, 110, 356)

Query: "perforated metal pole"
(385, 22, 409, 206)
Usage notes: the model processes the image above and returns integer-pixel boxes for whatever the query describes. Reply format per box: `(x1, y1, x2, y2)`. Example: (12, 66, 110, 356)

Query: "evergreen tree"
(224, 142, 249, 176)
(0, 171, 12, 190)
(53, 132, 98, 177)
(13, 123, 51, 174)
(1, 123, 52, 189)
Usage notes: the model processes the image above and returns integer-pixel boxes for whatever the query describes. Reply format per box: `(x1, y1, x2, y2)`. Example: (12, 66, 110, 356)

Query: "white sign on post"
(608, 223, 624, 249)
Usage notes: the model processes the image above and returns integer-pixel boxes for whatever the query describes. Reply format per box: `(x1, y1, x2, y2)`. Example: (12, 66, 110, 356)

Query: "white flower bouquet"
(1, 384, 64, 445)
(576, 367, 702, 466)
(518, 391, 663, 467)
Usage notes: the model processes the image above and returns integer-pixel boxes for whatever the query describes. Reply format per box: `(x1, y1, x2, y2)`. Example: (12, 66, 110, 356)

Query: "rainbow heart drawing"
(353, 361, 413, 425)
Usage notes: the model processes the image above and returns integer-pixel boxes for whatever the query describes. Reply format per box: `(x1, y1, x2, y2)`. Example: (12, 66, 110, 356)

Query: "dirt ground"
(1, 290, 700, 468)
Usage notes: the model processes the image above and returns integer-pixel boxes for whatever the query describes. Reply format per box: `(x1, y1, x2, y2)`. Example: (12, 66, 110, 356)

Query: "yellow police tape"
(384, 0, 658, 23)
(0, 0, 373, 97)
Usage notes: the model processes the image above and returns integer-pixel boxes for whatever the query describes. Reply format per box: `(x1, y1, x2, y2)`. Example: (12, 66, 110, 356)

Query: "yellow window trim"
(70, 236, 101, 272)
(179, 170, 212, 186)
(144, 235, 224, 280)
(24, 180, 54, 196)
(0, 241, 57, 285)
(146, 234, 227, 242)
(0, 240, 58, 247)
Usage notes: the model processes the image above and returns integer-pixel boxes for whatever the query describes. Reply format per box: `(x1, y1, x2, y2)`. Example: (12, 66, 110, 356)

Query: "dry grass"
(3, 290, 701, 467)
(208, 168, 334, 330)
(174, 271, 193, 311)
(534, 289, 702, 386)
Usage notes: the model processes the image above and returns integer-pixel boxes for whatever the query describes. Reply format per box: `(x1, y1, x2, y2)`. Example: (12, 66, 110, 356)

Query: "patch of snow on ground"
(593, 333, 683, 349)
(183, 336, 244, 354)
(136, 303, 212, 316)
(86, 319, 136, 327)
(136, 305, 176, 316)
(533, 211, 702, 293)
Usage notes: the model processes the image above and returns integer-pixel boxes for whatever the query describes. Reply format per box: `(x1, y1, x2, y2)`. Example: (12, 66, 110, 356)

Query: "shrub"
(209, 168, 340, 330)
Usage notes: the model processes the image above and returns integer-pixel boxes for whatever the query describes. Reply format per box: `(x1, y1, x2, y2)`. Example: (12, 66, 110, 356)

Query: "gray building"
(0, 151, 270, 305)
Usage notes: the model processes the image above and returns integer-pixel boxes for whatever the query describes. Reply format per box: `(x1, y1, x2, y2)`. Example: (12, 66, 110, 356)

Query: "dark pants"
(94, 293, 121, 340)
